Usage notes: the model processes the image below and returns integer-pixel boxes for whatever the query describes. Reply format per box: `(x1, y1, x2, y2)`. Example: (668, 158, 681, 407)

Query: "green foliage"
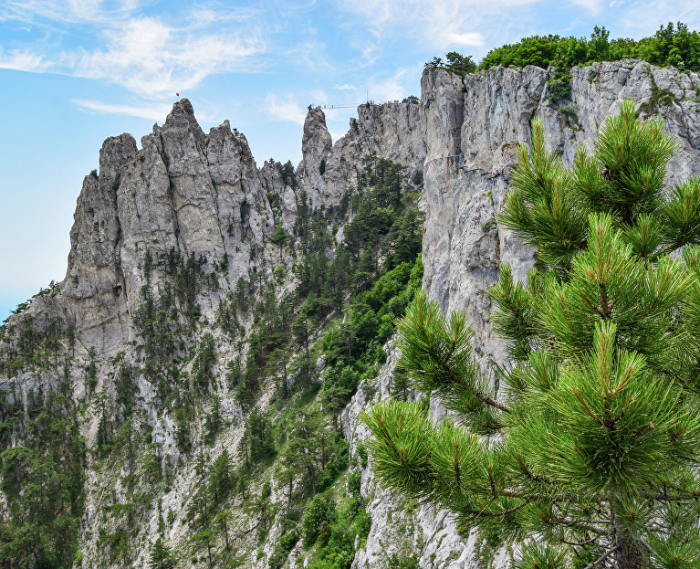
(365, 101, 700, 568)
(271, 223, 290, 249)
(390, 367, 409, 401)
(0, 154, 422, 569)
(0, 309, 66, 374)
(204, 395, 223, 444)
(279, 160, 297, 188)
(303, 463, 371, 569)
(0, 383, 85, 568)
(388, 554, 419, 569)
(479, 23, 700, 73)
(209, 450, 235, 504)
(303, 494, 338, 547)
(239, 408, 276, 468)
(499, 100, 684, 271)
(428, 23, 700, 124)
(192, 333, 217, 392)
(258, 155, 424, 405)
(269, 509, 302, 568)
(546, 72, 572, 103)
(637, 65, 680, 117)
(321, 255, 423, 402)
(149, 537, 176, 569)
(425, 52, 477, 75)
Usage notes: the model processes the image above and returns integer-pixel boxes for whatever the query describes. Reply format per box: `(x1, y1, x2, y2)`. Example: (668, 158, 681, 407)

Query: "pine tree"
(213, 509, 233, 550)
(282, 410, 323, 495)
(246, 408, 275, 462)
(203, 395, 223, 445)
(271, 222, 289, 261)
(390, 366, 409, 402)
(363, 100, 700, 568)
(149, 538, 175, 569)
(209, 449, 234, 504)
(321, 384, 351, 429)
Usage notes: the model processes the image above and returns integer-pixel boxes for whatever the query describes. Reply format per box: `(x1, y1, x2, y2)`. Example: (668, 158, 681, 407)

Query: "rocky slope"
(1, 59, 699, 569)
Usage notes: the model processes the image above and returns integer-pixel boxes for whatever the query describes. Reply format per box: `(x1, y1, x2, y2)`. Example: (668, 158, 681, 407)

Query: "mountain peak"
(164, 97, 206, 145)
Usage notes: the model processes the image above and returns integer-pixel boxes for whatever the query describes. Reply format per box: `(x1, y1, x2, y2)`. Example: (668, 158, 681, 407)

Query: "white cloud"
(443, 32, 486, 47)
(0, 48, 48, 72)
(71, 17, 265, 98)
(310, 90, 329, 105)
(265, 93, 307, 126)
(334, 84, 357, 91)
(73, 98, 173, 120)
(0, 11, 266, 99)
(338, 0, 547, 50)
(287, 38, 336, 73)
(569, 0, 605, 14)
(617, 0, 700, 36)
(186, 5, 259, 27)
(0, 0, 141, 24)
(369, 66, 420, 103)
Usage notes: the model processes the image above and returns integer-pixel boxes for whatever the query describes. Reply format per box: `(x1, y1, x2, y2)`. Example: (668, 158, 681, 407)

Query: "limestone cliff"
(1, 59, 699, 569)
(344, 59, 700, 569)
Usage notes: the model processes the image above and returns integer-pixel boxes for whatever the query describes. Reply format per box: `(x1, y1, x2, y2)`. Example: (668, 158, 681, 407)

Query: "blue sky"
(0, 0, 697, 321)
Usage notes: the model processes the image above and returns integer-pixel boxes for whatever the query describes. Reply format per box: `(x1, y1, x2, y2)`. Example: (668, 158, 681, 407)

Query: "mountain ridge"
(2, 59, 700, 569)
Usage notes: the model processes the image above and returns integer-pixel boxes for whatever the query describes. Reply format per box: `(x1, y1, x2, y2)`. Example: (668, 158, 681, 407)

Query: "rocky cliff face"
(62, 100, 280, 357)
(344, 59, 700, 568)
(1, 60, 699, 569)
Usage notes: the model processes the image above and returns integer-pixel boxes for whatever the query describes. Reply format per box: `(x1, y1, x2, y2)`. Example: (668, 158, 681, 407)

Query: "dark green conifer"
(364, 100, 700, 568)
(149, 538, 175, 569)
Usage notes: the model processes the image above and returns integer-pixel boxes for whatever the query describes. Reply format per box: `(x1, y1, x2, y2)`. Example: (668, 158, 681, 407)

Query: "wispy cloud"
(0, 47, 49, 72)
(617, 0, 700, 36)
(0, 10, 266, 98)
(338, 0, 551, 51)
(0, 0, 142, 24)
(73, 98, 173, 120)
(286, 36, 335, 74)
(569, 0, 605, 14)
(369, 66, 420, 102)
(265, 93, 307, 126)
(72, 17, 265, 98)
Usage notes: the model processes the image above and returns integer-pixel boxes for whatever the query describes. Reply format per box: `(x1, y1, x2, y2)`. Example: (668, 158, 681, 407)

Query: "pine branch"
(583, 544, 620, 569)
(434, 353, 512, 413)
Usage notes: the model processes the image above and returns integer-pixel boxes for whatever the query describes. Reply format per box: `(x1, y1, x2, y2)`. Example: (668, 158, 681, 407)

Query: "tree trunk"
(223, 520, 230, 550)
(616, 533, 642, 569)
(307, 466, 316, 495)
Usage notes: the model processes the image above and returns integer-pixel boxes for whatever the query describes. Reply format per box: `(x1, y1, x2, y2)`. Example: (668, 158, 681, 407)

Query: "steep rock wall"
(345, 60, 700, 569)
